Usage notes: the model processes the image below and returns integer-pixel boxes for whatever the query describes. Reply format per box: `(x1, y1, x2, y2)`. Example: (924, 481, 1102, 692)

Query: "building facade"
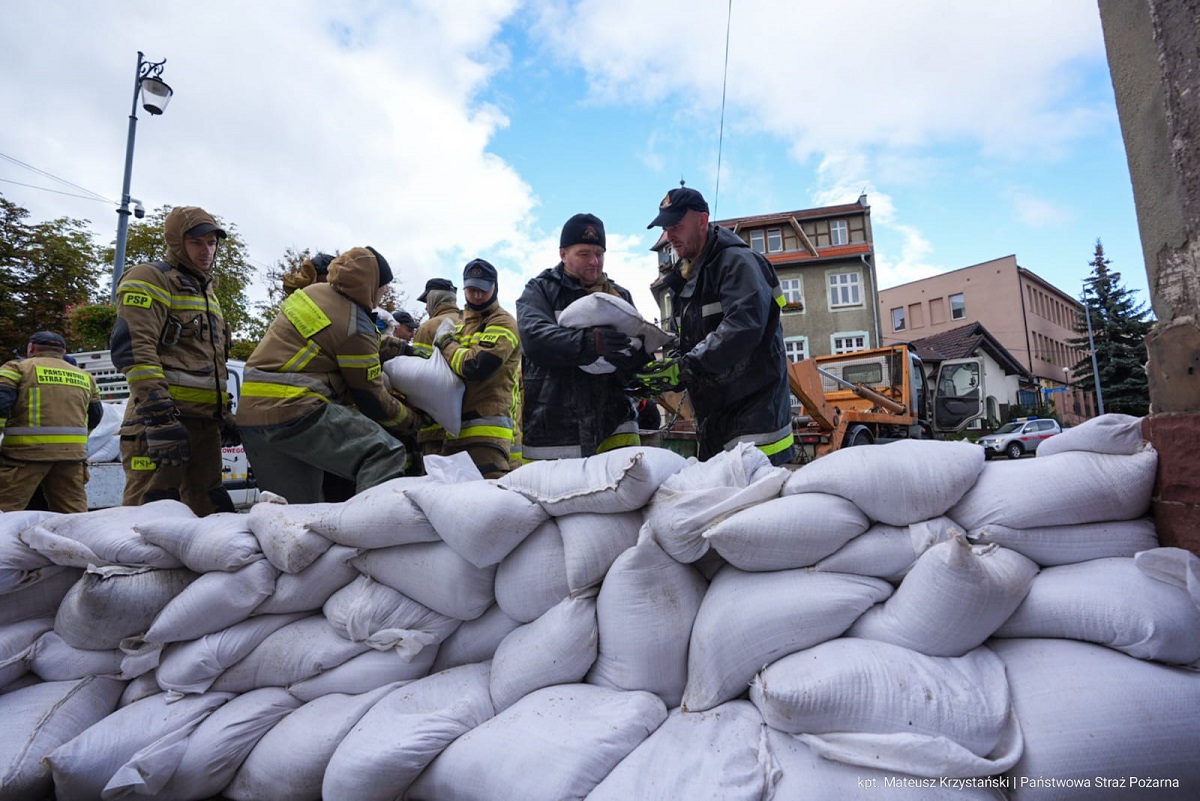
(651, 194, 880, 361)
(878, 255, 1095, 426)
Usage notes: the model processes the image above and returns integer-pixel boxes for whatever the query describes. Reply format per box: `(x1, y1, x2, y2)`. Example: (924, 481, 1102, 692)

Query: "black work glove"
(144, 419, 191, 467)
(587, 327, 633, 361)
(220, 418, 241, 448)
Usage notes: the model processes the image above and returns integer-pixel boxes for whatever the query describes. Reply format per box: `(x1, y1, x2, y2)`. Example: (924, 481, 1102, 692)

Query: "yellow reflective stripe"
(168, 385, 227, 405)
(281, 341, 321, 372)
(126, 364, 166, 382)
(119, 279, 172, 306)
(0, 368, 21, 382)
(0, 417, 7, 427)
(596, 432, 640, 453)
(169, 295, 218, 314)
(240, 381, 329, 402)
(131, 456, 157, 471)
(336, 353, 380, 369)
(774, 289, 786, 308)
(282, 292, 332, 338)
(759, 432, 795, 457)
(4, 434, 89, 445)
(450, 347, 467, 374)
(482, 325, 519, 347)
(450, 425, 514, 441)
(410, 342, 434, 357)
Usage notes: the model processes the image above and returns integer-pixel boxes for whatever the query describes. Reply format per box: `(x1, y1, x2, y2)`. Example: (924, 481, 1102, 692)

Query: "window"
(830, 219, 848, 246)
(891, 307, 906, 331)
(950, 292, 966, 320)
(784, 336, 808, 362)
(908, 302, 924, 329)
(827, 271, 862, 308)
(832, 332, 868, 354)
(929, 297, 945, 325)
(749, 231, 765, 254)
(781, 277, 804, 310)
(767, 228, 783, 253)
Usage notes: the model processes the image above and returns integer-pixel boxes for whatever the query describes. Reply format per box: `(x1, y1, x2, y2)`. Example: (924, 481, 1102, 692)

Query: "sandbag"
(142, 559, 279, 645)
(431, 603, 521, 673)
(323, 663, 496, 801)
(134, 512, 263, 573)
(381, 348, 464, 436)
(0, 567, 82, 627)
(967, 518, 1159, 566)
(498, 446, 686, 515)
(783, 439, 985, 526)
(587, 538, 707, 708)
(54, 565, 198, 651)
(323, 574, 458, 654)
(155, 612, 306, 697)
(29, 632, 124, 681)
(352, 542, 496, 621)
(490, 594, 598, 712)
(704, 492, 870, 571)
(208, 615, 370, 694)
(303, 476, 441, 549)
(286, 645, 438, 701)
(494, 518, 570, 623)
(0, 510, 57, 593)
(86, 400, 124, 462)
(246, 493, 335, 574)
(683, 567, 893, 712)
(1037, 413, 1145, 457)
(406, 479, 547, 568)
(814, 517, 961, 582)
(253, 543, 359, 615)
(555, 293, 674, 373)
(407, 684, 667, 801)
(21, 500, 191, 568)
(848, 536, 1038, 657)
(559, 509, 642, 592)
(0, 617, 55, 689)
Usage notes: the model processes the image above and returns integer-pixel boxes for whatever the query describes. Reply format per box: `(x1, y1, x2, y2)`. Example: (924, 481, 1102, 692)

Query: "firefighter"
(111, 206, 237, 516)
(236, 246, 415, 503)
(409, 277, 462, 465)
(434, 259, 521, 478)
(0, 331, 103, 513)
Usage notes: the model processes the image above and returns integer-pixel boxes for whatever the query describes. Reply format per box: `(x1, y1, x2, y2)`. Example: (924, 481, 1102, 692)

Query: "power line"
(0, 151, 116, 205)
(713, 0, 733, 216)
(0, 177, 116, 205)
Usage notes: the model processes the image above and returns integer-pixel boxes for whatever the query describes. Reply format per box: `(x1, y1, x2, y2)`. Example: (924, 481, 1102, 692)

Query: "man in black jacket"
(640, 187, 796, 466)
(517, 213, 648, 460)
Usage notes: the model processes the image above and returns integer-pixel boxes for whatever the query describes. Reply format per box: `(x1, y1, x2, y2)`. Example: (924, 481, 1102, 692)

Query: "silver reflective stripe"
(723, 423, 794, 450)
(610, 420, 639, 436)
(163, 368, 227, 392)
(701, 302, 723, 317)
(3, 426, 87, 437)
(243, 366, 335, 399)
(523, 443, 584, 460)
(460, 415, 514, 428)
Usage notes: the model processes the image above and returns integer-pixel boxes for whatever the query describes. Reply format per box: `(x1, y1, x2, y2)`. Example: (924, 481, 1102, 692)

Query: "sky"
(0, 0, 1151, 331)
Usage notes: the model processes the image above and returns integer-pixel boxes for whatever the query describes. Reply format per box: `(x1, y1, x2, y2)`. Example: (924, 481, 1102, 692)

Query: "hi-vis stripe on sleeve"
(118, 279, 172, 307)
(126, 364, 166, 383)
(281, 341, 322, 372)
(0, 368, 20, 383)
(336, 353, 381, 369)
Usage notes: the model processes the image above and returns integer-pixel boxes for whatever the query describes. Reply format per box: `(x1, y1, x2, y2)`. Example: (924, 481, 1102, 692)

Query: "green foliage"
(1068, 240, 1153, 417)
(66, 303, 117, 351)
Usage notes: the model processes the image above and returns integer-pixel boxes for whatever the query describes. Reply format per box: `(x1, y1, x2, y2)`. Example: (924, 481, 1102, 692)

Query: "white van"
(70, 350, 259, 510)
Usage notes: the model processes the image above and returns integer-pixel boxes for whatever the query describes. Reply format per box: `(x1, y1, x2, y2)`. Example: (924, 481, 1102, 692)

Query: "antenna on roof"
(680, 177, 686, 188)
(713, 0, 733, 217)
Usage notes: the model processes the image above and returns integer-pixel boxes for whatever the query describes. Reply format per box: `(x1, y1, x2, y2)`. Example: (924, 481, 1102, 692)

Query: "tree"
(1069, 240, 1153, 417)
(106, 204, 258, 340)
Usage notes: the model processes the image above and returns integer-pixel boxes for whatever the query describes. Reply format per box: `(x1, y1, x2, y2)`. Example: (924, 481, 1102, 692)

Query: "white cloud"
(1013, 193, 1074, 227)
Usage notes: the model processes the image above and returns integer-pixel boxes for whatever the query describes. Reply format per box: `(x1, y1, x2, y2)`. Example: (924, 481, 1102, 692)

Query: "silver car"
(978, 418, 1062, 460)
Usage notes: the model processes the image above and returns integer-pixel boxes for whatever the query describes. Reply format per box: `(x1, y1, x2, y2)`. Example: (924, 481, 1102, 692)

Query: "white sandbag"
(498, 446, 687, 515)
(559, 510, 642, 592)
(382, 348, 464, 435)
(21, 500, 191, 568)
(0, 617, 54, 689)
(1136, 546, 1200, 606)
(246, 492, 335, 573)
(351, 541, 496, 621)
(949, 448, 1157, 530)
(208, 615, 371, 694)
(784, 439, 985, 526)
(137, 559, 279, 647)
(705, 492, 870, 571)
(645, 443, 789, 563)
(752, 639, 1019, 778)
(323, 575, 458, 654)
(323, 662, 496, 801)
(54, 565, 198, 651)
(286, 645, 438, 702)
(587, 538, 707, 708)
(87, 400, 124, 462)
(45, 691, 232, 801)
(993, 638, 1200, 799)
(0, 676, 124, 801)
(849, 536, 1038, 657)
(683, 567, 893, 712)
(407, 683, 667, 801)
(588, 701, 778, 801)
(253, 543, 359, 615)
(406, 479, 548, 568)
(994, 554, 1200, 664)
(106, 687, 301, 801)
(1037, 412, 1146, 457)
(766, 728, 1010, 800)
(29, 631, 124, 681)
(155, 612, 306, 697)
(494, 518, 570, 623)
(814, 517, 961, 581)
(490, 594, 598, 712)
(135, 512, 263, 573)
(0, 567, 82, 626)
(0, 510, 56, 593)
(303, 476, 441, 548)
(118, 672, 161, 708)
(556, 292, 675, 373)
(223, 682, 397, 801)
(968, 518, 1159, 567)
(431, 603, 521, 673)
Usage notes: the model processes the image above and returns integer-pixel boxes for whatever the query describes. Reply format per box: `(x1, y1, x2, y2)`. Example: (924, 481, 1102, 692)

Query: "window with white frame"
(830, 219, 848, 246)
(749, 231, 765, 253)
(827, 271, 862, 308)
(950, 292, 966, 320)
(784, 336, 808, 362)
(780, 277, 804, 310)
(891, 307, 905, 331)
(832, 331, 869, 354)
(767, 228, 783, 253)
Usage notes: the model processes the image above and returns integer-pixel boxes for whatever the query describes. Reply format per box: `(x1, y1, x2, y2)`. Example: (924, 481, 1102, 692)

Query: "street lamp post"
(1082, 290, 1106, 415)
(111, 51, 173, 301)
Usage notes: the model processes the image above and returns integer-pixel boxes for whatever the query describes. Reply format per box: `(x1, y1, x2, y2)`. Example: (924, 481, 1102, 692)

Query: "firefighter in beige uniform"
(236, 246, 415, 503)
(434, 259, 521, 478)
(110, 206, 236, 516)
(0, 331, 103, 513)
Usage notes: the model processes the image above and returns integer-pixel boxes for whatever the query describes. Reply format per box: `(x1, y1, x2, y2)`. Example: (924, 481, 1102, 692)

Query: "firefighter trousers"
(0, 455, 88, 513)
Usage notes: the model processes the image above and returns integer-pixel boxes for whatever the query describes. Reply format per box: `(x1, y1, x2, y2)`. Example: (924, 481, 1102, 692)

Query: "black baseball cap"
(29, 331, 67, 349)
(647, 187, 710, 228)
(393, 310, 418, 329)
(463, 259, 497, 291)
(185, 222, 227, 239)
(417, 277, 457, 303)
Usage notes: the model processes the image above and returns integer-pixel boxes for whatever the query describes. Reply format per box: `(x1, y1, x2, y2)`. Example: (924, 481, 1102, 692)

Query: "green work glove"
(434, 317, 457, 350)
(636, 358, 683, 394)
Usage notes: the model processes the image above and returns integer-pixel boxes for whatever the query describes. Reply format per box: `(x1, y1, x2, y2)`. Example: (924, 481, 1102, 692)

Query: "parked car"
(977, 417, 1062, 460)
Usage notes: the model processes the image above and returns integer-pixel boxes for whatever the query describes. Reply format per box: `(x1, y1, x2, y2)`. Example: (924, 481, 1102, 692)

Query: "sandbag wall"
(1, 413, 1197, 801)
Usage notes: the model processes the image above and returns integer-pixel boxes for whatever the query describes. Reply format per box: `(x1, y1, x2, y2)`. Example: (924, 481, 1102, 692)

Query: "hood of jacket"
(327, 246, 384, 311)
(164, 206, 222, 276)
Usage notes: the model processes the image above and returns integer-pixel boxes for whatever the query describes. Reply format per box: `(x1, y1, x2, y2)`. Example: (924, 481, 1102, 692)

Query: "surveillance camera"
(133, 200, 145, 220)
